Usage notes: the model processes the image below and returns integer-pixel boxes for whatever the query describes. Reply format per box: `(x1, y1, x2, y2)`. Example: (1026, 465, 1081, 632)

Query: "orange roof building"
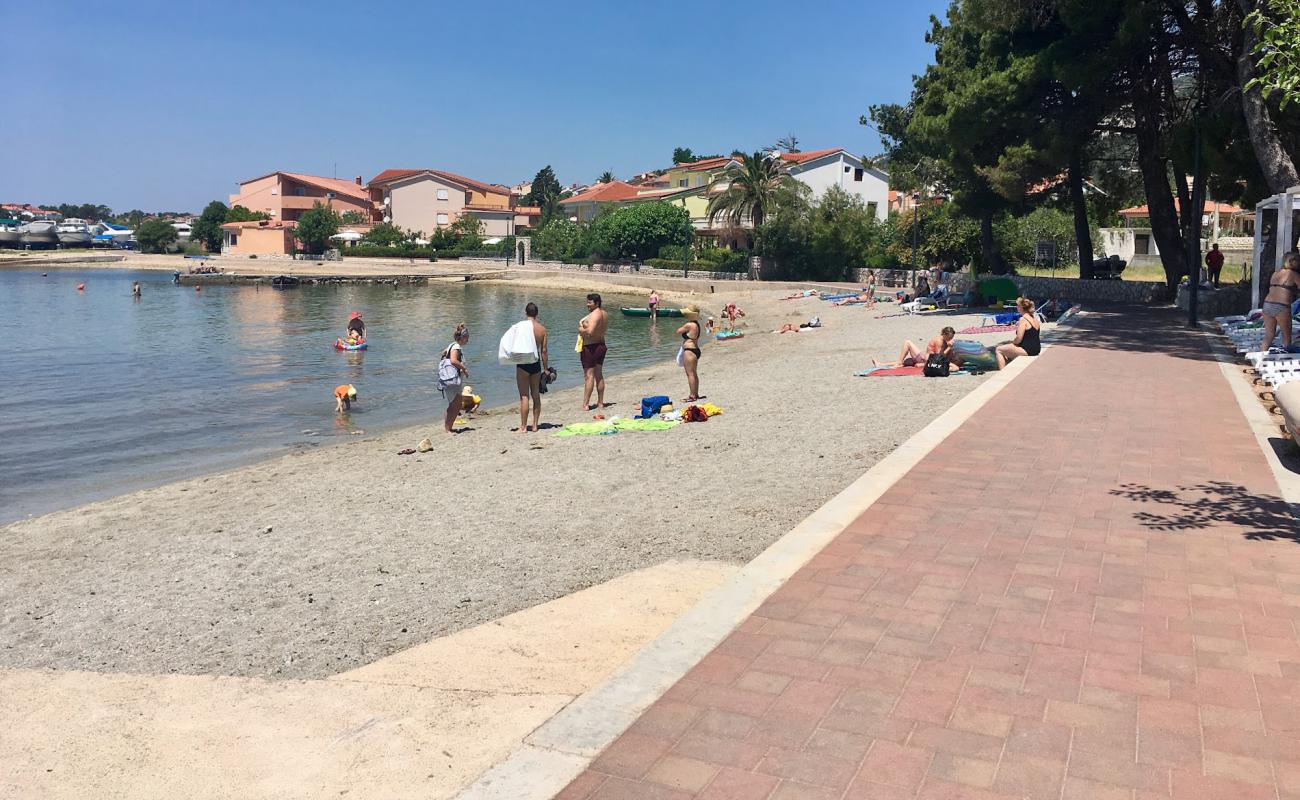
(228, 172, 376, 223)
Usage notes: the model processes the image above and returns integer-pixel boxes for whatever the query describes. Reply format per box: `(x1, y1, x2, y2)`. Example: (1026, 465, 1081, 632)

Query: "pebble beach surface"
(1, 280, 1021, 679)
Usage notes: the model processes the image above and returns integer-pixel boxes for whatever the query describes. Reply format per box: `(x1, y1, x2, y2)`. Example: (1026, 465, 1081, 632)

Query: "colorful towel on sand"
(958, 324, 1016, 334)
(554, 418, 679, 437)
(854, 366, 975, 377)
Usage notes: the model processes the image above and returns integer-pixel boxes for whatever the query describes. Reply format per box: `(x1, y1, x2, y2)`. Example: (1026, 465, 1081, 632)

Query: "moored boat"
(19, 220, 58, 248)
(56, 220, 94, 248)
(0, 220, 21, 247)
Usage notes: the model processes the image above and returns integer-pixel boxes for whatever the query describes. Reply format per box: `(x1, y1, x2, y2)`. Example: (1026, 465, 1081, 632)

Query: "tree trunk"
(1238, 1, 1300, 193)
(979, 212, 1008, 275)
(1133, 88, 1187, 292)
(1068, 151, 1094, 279)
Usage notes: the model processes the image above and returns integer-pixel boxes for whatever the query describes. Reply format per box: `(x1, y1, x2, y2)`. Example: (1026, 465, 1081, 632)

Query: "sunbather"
(873, 326, 955, 367)
(833, 290, 875, 306)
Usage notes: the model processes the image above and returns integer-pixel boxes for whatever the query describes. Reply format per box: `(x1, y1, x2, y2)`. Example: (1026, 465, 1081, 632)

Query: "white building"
(779, 148, 889, 221)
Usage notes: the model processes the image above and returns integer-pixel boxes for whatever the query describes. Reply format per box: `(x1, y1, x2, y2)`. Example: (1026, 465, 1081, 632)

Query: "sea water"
(0, 267, 685, 523)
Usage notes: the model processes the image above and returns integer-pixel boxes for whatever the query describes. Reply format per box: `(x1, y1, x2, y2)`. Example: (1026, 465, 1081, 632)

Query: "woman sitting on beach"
(677, 306, 703, 402)
(439, 323, 470, 433)
(873, 326, 955, 368)
(994, 298, 1042, 369)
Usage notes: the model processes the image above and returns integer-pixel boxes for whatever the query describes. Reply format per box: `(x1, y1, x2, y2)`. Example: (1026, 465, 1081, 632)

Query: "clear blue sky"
(1, 0, 948, 213)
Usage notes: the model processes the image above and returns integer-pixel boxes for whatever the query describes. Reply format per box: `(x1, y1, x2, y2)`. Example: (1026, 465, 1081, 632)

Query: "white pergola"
(1253, 185, 1300, 305)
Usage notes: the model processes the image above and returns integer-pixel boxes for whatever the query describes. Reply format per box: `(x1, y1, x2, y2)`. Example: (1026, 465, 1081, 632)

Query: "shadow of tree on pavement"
(1110, 481, 1300, 542)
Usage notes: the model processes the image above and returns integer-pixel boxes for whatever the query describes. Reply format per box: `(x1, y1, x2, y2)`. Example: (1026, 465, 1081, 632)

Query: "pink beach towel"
(865, 365, 925, 377)
(958, 324, 1016, 334)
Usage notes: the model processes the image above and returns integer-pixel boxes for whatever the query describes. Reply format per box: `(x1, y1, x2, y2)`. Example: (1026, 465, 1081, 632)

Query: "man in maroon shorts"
(578, 293, 609, 415)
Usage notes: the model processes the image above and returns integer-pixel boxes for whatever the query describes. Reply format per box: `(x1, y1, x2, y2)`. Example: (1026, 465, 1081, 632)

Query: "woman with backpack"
(438, 323, 470, 433)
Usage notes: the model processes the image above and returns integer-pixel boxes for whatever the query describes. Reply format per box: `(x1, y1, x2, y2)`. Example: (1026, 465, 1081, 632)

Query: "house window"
(678, 179, 688, 188)
(295, 187, 306, 196)
(844, 166, 852, 173)
(854, 168, 864, 182)
(437, 189, 448, 201)
(229, 233, 238, 246)
(867, 202, 878, 218)
(437, 213, 449, 225)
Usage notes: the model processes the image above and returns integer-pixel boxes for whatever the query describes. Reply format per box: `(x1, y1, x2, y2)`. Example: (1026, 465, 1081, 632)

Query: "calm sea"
(0, 267, 685, 523)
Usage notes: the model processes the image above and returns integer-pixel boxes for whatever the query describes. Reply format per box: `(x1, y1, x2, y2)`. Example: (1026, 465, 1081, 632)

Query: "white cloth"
(498, 320, 540, 365)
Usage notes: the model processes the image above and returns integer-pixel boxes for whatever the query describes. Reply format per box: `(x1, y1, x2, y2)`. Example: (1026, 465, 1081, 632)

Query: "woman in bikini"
(677, 306, 703, 402)
(1262, 251, 1300, 353)
(873, 326, 955, 368)
(995, 298, 1042, 369)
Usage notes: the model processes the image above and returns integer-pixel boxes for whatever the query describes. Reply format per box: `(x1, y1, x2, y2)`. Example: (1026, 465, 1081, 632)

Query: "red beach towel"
(866, 366, 925, 377)
(958, 324, 1016, 334)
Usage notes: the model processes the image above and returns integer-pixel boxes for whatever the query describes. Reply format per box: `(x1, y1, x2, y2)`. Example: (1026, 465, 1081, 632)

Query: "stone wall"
(457, 257, 750, 281)
(1005, 275, 1164, 304)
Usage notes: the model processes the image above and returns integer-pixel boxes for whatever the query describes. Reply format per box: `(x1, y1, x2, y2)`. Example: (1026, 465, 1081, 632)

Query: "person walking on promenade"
(1206, 243, 1225, 287)
(439, 324, 470, 433)
(515, 302, 549, 432)
(578, 293, 609, 416)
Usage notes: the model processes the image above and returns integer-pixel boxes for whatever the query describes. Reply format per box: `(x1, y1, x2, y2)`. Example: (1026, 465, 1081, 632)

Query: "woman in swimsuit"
(1262, 251, 1300, 353)
(677, 305, 703, 402)
(995, 298, 1042, 369)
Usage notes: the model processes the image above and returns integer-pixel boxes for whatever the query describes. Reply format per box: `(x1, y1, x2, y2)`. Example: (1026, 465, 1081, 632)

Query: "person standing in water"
(578, 293, 609, 415)
(132, 281, 141, 298)
(648, 290, 659, 319)
(516, 302, 549, 433)
(346, 311, 366, 341)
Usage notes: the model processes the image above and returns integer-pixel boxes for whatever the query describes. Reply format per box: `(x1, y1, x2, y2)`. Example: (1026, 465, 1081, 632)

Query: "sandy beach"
(0, 278, 1025, 680)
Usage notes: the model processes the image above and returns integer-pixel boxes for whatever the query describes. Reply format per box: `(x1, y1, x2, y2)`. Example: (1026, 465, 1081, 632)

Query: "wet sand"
(0, 283, 1020, 679)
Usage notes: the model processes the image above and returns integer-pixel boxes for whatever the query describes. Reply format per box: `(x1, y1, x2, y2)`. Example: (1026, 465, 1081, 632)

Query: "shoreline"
(1, 273, 1020, 681)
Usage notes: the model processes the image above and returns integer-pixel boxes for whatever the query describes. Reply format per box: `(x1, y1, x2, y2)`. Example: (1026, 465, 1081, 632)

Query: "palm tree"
(598, 171, 616, 183)
(705, 151, 799, 229)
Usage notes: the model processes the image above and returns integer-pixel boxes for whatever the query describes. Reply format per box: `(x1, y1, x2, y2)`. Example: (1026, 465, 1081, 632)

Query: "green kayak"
(621, 307, 683, 317)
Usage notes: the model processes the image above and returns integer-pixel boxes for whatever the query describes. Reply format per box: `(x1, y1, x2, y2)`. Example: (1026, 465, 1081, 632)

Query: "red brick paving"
(558, 309, 1300, 799)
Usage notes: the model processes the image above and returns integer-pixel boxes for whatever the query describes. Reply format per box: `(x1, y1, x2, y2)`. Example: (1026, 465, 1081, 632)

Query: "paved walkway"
(556, 308, 1300, 800)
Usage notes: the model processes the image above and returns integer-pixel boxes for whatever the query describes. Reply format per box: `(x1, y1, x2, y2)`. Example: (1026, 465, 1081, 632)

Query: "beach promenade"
(551, 308, 1300, 800)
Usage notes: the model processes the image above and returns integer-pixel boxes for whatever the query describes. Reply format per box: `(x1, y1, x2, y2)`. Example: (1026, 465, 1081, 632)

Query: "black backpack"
(923, 353, 950, 377)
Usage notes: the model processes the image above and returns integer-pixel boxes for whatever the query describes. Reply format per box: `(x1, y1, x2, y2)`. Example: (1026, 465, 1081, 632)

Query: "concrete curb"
(458, 320, 1055, 800)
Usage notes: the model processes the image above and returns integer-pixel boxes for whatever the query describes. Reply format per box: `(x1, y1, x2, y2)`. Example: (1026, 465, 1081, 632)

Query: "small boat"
(19, 220, 58, 248)
(0, 220, 21, 247)
(621, 307, 683, 317)
(334, 339, 368, 351)
(271, 275, 300, 288)
(56, 220, 94, 248)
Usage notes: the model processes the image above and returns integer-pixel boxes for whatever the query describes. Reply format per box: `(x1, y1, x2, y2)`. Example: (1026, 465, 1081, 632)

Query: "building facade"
(228, 172, 375, 222)
(368, 169, 516, 237)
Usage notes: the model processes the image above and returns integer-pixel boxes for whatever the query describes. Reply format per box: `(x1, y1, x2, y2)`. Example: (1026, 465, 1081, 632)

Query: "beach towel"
(958, 324, 1016, 334)
(554, 418, 679, 437)
(860, 365, 925, 377)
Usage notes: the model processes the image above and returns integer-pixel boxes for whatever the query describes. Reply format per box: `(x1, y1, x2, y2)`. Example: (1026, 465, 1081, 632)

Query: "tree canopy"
(589, 202, 692, 260)
(706, 152, 803, 230)
(294, 203, 340, 254)
(135, 219, 179, 254)
(190, 201, 228, 252)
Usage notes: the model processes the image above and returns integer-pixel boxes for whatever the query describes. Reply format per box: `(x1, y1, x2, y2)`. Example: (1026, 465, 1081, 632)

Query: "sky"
(0, 0, 949, 213)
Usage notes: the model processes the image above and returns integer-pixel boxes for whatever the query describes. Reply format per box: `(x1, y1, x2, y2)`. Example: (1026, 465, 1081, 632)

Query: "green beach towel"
(554, 418, 679, 437)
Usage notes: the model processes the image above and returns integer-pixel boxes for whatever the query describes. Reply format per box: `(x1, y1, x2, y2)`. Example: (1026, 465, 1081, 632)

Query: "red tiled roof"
(514, 206, 541, 215)
(1120, 200, 1244, 216)
(779, 147, 844, 164)
(679, 156, 735, 172)
(559, 181, 644, 205)
(237, 172, 370, 203)
(368, 168, 510, 196)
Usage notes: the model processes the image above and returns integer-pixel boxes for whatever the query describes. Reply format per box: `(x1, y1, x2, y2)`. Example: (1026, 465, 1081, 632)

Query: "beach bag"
(923, 353, 950, 377)
(639, 395, 671, 419)
(498, 320, 540, 365)
(438, 343, 462, 393)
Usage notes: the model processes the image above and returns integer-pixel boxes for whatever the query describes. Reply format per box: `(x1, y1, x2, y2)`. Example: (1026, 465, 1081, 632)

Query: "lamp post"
(911, 194, 921, 289)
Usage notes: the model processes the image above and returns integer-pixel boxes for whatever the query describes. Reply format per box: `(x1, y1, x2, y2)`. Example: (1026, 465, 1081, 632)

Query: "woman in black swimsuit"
(1262, 252, 1300, 352)
(995, 297, 1042, 369)
(677, 305, 703, 402)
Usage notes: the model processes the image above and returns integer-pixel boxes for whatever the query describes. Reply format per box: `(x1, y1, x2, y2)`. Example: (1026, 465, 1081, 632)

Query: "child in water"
(334, 384, 358, 413)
